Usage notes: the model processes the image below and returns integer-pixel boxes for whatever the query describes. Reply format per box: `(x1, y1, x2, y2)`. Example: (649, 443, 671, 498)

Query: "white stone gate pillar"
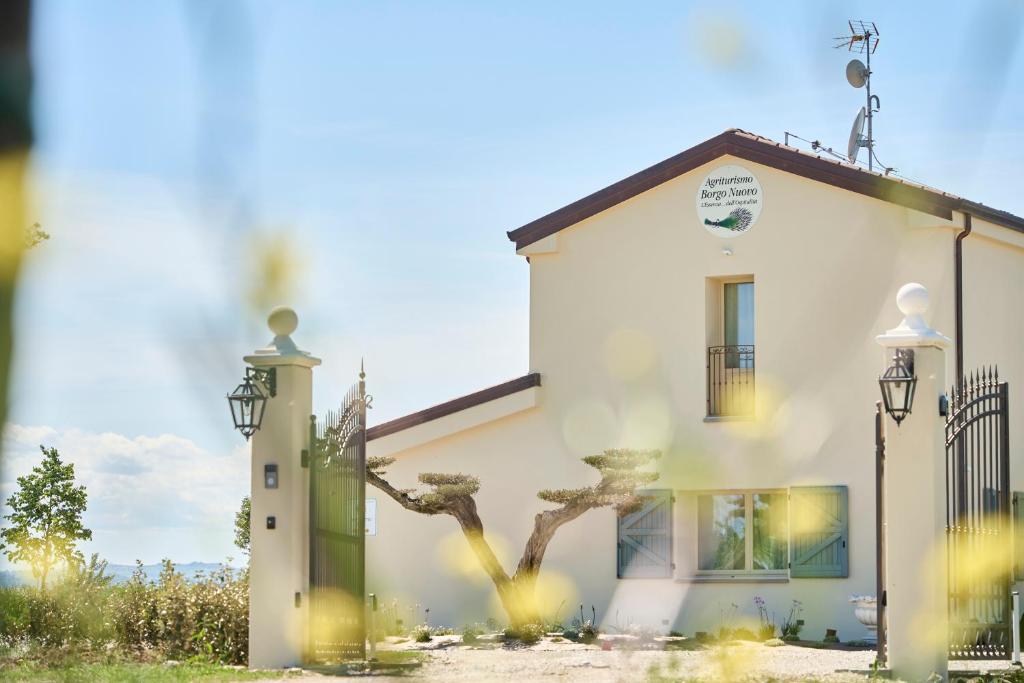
(245, 307, 321, 669)
(876, 283, 949, 681)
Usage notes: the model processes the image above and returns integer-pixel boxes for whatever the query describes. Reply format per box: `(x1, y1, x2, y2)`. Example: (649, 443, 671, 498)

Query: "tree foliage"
(1, 446, 92, 590)
(233, 496, 251, 556)
(366, 448, 660, 626)
(24, 222, 49, 249)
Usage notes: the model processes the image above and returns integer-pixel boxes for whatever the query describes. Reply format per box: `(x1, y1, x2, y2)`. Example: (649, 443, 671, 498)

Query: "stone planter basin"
(849, 595, 878, 644)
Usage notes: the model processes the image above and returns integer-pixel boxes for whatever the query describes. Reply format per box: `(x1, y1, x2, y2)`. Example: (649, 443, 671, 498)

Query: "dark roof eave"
(365, 372, 541, 442)
(506, 129, 1024, 250)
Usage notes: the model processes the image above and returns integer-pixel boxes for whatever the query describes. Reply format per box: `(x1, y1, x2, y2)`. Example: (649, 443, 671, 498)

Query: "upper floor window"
(707, 277, 755, 417)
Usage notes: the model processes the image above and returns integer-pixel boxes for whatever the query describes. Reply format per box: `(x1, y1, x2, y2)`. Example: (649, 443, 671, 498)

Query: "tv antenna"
(835, 20, 881, 170)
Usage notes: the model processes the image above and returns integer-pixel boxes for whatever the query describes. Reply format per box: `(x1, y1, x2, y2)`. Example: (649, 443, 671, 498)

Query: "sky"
(2, 0, 1022, 566)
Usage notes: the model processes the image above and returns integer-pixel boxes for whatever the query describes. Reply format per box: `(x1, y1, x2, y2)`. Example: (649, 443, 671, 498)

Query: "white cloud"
(1, 425, 250, 565)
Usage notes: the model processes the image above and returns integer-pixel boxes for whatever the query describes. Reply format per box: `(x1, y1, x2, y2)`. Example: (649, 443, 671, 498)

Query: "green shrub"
(412, 625, 432, 642)
(0, 558, 249, 666)
(107, 560, 248, 664)
(0, 555, 112, 646)
(779, 600, 803, 641)
(568, 605, 598, 644)
(504, 623, 544, 645)
(461, 624, 483, 645)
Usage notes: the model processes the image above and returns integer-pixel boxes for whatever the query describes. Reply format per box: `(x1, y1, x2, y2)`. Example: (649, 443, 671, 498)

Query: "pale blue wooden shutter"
(789, 486, 848, 578)
(617, 489, 673, 578)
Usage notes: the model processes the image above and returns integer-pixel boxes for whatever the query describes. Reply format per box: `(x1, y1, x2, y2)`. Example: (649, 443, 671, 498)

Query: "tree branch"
(365, 469, 513, 589)
(366, 469, 447, 516)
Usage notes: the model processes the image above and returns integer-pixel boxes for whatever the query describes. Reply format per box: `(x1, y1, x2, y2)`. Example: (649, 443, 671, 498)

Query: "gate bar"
(875, 401, 887, 666)
(1013, 592, 1021, 666)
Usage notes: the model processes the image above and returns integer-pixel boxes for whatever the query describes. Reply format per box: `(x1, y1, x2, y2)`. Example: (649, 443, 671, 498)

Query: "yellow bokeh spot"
(436, 529, 511, 585)
(0, 151, 28, 281)
(719, 372, 784, 441)
(705, 642, 756, 682)
(688, 10, 749, 70)
(245, 230, 304, 317)
(487, 569, 580, 625)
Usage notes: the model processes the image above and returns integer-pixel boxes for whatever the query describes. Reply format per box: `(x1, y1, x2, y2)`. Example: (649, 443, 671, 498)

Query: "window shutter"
(789, 485, 848, 578)
(617, 489, 673, 578)
(1014, 492, 1024, 581)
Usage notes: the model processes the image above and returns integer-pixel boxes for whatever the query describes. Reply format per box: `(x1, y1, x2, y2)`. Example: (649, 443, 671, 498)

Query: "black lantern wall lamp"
(878, 348, 917, 426)
(227, 367, 277, 440)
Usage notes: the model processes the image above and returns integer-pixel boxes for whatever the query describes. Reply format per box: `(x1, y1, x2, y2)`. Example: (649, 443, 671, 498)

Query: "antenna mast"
(835, 20, 880, 170)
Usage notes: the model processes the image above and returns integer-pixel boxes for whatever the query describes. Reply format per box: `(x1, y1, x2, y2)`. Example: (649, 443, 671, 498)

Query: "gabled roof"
(506, 129, 1024, 250)
(366, 373, 541, 442)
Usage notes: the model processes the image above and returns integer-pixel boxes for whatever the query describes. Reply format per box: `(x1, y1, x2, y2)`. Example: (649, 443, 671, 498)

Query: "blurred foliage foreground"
(0, 555, 250, 674)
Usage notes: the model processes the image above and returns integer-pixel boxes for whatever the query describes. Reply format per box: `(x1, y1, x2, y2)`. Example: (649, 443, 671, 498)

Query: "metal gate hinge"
(301, 449, 309, 468)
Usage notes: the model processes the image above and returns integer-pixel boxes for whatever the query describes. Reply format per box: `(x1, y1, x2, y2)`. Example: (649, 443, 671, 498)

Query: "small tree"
(365, 448, 660, 627)
(1, 446, 91, 590)
(234, 496, 251, 556)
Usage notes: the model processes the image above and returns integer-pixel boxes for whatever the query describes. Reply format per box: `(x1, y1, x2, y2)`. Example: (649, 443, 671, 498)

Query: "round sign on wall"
(696, 164, 763, 238)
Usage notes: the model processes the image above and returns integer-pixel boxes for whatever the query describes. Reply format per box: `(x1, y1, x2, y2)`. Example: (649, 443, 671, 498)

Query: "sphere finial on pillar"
(245, 306, 321, 366)
(896, 283, 929, 318)
(877, 282, 950, 348)
(268, 306, 299, 337)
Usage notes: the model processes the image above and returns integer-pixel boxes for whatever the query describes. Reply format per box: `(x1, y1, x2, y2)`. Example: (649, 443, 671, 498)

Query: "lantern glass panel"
(879, 349, 916, 426)
(227, 378, 267, 439)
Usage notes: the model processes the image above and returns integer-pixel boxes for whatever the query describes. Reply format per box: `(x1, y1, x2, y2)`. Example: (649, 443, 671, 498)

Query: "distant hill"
(0, 562, 242, 587)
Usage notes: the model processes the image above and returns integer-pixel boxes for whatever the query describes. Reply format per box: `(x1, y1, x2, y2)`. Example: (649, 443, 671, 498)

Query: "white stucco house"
(362, 129, 1024, 640)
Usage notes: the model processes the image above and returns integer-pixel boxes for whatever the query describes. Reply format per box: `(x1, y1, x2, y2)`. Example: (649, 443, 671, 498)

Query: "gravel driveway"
(276, 639, 1018, 682)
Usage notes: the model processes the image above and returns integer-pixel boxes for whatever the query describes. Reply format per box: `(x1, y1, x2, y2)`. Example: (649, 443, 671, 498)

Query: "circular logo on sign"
(696, 165, 763, 237)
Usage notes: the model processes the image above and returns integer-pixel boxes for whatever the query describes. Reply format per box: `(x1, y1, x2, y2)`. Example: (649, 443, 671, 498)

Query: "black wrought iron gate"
(946, 368, 1011, 660)
(308, 374, 368, 662)
(875, 402, 887, 666)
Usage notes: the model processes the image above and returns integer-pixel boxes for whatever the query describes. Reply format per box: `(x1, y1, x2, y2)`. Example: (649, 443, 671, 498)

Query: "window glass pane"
(697, 494, 746, 570)
(753, 492, 788, 570)
(724, 282, 754, 369)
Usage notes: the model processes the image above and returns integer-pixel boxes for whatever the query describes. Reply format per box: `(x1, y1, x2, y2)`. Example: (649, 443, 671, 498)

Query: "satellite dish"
(846, 59, 868, 88)
(847, 107, 866, 162)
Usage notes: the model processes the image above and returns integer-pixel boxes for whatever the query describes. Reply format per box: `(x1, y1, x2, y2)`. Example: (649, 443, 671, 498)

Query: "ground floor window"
(697, 491, 787, 573)
(618, 485, 848, 581)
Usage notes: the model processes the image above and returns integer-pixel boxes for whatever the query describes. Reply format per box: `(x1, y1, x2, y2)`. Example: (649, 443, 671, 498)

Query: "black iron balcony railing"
(707, 345, 755, 417)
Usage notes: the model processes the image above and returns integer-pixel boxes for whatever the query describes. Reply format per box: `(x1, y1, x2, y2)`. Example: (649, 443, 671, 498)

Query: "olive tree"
(365, 448, 660, 627)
